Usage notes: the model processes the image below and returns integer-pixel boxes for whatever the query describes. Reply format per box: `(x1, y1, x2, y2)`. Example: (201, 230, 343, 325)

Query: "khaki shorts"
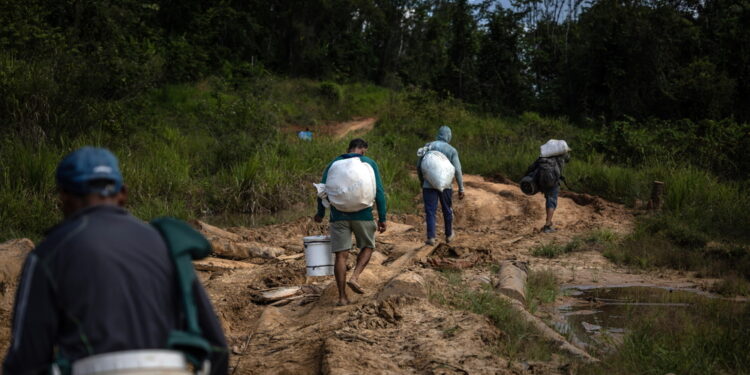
(330, 220, 377, 252)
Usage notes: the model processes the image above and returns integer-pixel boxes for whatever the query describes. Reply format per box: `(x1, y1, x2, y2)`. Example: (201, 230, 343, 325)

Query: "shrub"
(525, 270, 559, 312)
(319, 81, 344, 103)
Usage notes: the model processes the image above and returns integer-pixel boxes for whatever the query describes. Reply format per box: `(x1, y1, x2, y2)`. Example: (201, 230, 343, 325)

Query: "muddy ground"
(0, 174, 719, 374)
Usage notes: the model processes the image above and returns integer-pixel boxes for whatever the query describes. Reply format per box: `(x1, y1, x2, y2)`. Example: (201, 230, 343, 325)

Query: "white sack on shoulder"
(540, 139, 571, 158)
(313, 183, 330, 208)
(421, 150, 455, 192)
(324, 158, 376, 212)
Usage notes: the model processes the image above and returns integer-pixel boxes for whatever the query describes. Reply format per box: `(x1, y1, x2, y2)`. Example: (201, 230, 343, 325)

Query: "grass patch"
(579, 295, 750, 375)
(711, 274, 750, 297)
(429, 269, 559, 362)
(531, 242, 568, 258)
(525, 269, 559, 313)
(532, 229, 618, 259)
(604, 215, 750, 282)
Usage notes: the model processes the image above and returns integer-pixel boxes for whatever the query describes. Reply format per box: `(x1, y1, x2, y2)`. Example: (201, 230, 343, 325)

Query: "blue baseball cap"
(56, 146, 124, 197)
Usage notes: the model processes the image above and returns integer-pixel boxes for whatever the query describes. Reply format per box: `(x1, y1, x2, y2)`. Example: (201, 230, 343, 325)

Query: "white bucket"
(303, 235, 334, 276)
(71, 350, 193, 375)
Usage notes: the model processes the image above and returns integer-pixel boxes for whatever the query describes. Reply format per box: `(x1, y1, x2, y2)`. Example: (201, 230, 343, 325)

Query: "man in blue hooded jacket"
(417, 126, 465, 245)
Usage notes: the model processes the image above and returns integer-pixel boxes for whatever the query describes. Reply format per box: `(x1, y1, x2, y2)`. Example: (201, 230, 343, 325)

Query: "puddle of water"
(555, 286, 718, 354)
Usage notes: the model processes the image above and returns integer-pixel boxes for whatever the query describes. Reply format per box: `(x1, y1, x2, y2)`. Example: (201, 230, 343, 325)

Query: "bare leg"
(546, 207, 555, 227)
(334, 251, 349, 305)
(349, 247, 373, 283)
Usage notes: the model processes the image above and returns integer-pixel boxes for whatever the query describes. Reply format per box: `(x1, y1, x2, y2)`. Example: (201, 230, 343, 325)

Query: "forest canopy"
(2, 0, 748, 126)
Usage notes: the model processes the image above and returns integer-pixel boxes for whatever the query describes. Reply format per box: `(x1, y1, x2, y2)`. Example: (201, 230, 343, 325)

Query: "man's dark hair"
(348, 138, 368, 152)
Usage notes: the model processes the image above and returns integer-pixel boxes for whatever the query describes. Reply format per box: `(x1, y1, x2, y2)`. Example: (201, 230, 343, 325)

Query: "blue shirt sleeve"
(450, 147, 464, 192)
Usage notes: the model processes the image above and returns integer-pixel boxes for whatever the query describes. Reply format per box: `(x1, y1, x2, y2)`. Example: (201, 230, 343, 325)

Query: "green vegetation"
(429, 269, 558, 361)
(531, 242, 568, 258)
(2, 77, 749, 294)
(604, 215, 750, 284)
(525, 270, 559, 313)
(578, 291, 750, 375)
(0, 78, 402, 240)
(532, 229, 619, 258)
(711, 274, 750, 297)
(5, 0, 749, 123)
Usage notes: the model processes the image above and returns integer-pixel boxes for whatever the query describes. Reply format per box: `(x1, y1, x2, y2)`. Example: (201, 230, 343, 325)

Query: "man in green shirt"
(314, 138, 387, 306)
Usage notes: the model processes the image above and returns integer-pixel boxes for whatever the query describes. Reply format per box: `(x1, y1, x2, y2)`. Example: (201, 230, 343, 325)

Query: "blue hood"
(436, 126, 452, 143)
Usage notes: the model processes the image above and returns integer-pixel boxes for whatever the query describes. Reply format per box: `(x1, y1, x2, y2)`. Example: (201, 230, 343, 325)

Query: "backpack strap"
(150, 218, 213, 368)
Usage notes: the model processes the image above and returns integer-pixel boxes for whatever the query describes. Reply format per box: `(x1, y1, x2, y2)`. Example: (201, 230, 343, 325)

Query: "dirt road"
(284, 117, 377, 140)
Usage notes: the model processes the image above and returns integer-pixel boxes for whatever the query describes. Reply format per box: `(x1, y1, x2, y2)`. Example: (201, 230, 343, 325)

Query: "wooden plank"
(389, 242, 438, 269)
(253, 286, 303, 303)
(193, 257, 257, 272)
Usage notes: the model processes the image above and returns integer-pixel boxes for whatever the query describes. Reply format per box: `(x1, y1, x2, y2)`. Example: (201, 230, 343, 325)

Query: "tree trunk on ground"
(495, 261, 528, 304)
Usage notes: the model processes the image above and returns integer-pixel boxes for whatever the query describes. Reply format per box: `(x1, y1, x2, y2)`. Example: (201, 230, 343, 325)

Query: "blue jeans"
(423, 188, 453, 239)
(544, 184, 560, 209)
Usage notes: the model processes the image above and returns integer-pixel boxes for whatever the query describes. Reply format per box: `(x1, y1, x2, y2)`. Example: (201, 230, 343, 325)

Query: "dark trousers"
(423, 188, 453, 239)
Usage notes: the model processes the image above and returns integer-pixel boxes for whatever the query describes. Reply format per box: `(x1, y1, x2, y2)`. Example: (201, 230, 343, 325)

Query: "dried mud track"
(194, 175, 660, 374)
(0, 176, 715, 373)
(284, 117, 377, 140)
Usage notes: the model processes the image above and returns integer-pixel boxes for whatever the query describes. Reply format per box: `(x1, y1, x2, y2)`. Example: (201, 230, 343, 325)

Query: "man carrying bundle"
(417, 126, 465, 246)
(314, 138, 387, 306)
(521, 140, 571, 233)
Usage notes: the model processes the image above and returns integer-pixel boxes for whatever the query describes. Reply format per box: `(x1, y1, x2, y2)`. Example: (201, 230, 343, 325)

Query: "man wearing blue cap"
(3, 147, 228, 375)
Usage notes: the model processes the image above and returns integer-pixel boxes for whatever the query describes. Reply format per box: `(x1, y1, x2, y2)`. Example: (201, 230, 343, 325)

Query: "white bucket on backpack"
(68, 350, 196, 375)
(540, 139, 571, 158)
(314, 157, 376, 213)
(420, 150, 455, 192)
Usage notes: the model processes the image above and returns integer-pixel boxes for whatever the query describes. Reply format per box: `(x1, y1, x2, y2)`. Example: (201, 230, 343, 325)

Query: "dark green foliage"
(2, 0, 749, 123)
(604, 214, 750, 280)
(319, 82, 344, 103)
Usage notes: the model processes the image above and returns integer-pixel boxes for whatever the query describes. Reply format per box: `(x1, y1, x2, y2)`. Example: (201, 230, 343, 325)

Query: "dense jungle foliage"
(2, 0, 750, 126)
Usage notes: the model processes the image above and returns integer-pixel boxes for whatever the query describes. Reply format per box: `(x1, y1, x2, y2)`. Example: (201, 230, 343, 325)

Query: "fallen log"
(389, 242, 438, 269)
(278, 253, 305, 261)
(495, 261, 528, 304)
(252, 285, 323, 305)
(193, 257, 257, 272)
(211, 239, 285, 260)
(495, 293, 598, 363)
(252, 287, 303, 303)
(270, 295, 306, 307)
(195, 220, 242, 241)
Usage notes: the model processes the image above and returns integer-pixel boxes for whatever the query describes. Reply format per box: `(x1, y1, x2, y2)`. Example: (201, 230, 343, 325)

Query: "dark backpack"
(535, 157, 561, 191)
